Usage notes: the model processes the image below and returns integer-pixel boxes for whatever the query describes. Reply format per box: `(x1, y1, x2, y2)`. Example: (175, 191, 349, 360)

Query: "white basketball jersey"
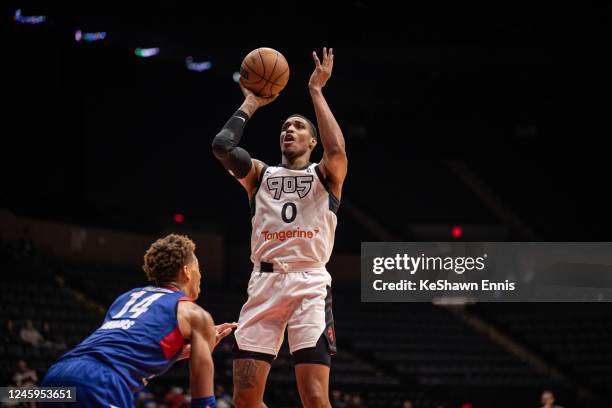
(250, 163, 339, 265)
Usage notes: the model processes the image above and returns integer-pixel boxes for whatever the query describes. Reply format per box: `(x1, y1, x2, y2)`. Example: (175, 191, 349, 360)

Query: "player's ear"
(310, 137, 317, 149)
(182, 265, 191, 281)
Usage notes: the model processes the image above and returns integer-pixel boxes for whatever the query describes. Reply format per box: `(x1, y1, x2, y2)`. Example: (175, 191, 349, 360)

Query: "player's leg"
(288, 272, 336, 408)
(294, 336, 332, 408)
(232, 354, 272, 408)
(233, 270, 290, 407)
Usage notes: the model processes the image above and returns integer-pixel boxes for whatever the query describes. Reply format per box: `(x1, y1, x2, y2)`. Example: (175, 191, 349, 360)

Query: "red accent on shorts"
(327, 325, 335, 343)
(179, 296, 192, 302)
(160, 326, 184, 360)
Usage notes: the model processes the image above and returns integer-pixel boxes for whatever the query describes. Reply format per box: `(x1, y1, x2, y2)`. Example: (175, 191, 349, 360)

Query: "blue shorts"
(40, 355, 134, 407)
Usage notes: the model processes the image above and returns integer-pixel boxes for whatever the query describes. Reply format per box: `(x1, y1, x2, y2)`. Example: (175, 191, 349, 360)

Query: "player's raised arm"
(309, 47, 348, 199)
(211, 82, 278, 197)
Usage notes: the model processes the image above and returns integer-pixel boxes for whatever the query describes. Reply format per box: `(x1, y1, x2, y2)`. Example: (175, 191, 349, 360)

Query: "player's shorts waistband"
(253, 260, 326, 273)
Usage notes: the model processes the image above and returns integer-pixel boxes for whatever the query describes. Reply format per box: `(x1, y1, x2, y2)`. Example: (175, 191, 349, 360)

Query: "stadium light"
(14, 9, 46, 24)
(135, 48, 160, 58)
(75, 29, 107, 42)
(185, 57, 212, 72)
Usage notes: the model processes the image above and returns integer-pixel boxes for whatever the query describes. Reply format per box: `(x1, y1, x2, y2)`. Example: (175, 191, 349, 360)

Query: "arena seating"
(474, 303, 612, 393)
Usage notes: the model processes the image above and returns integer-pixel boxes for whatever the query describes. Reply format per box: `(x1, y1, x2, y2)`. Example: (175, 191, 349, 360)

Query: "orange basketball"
(240, 48, 290, 97)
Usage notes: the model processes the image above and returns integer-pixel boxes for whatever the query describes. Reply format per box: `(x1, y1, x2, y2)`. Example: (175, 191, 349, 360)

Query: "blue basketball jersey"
(58, 286, 190, 392)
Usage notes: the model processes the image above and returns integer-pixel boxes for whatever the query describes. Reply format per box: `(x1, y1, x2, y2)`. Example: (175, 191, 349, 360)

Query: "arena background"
(3, 1, 611, 407)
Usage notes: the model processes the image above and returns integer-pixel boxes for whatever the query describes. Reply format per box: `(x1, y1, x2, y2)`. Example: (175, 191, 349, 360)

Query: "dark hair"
(143, 234, 195, 284)
(285, 114, 318, 139)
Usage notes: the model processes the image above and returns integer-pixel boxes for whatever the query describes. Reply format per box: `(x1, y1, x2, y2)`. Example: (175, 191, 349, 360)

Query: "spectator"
(41, 322, 67, 349)
(2, 319, 19, 344)
(136, 390, 156, 408)
(403, 400, 414, 408)
(184, 389, 192, 407)
(219, 341, 233, 356)
(343, 392, 353, 407)
(332, 389, 347, 408)
(540, 390, 564, 408)
(351, 394, 366, 408)
(214, 384, 232, 408)
(164, 386, 187, 408)
(20, 319, 43, 348)
(13, 360, 38, 387)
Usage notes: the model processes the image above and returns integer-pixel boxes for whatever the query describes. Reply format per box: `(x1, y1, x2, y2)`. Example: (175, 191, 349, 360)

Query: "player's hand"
(239, 78, 278, 109)
(309, 47, 333, 92)
(214, 322, 238, 346)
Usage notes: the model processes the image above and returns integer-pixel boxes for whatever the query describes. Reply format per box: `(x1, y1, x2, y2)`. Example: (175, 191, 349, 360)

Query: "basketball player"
(212, 47, 347, 408)
(41, 234, 237, 407)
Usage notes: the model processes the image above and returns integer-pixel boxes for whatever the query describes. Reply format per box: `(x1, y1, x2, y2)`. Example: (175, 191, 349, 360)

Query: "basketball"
(240, 48, 290, 97)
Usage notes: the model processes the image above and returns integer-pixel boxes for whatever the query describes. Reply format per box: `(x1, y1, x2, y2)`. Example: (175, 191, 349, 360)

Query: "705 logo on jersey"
(267, 176, 313, 200)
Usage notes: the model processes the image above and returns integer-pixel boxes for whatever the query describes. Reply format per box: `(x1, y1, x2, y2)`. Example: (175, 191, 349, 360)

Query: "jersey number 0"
(281, 202, 297, 223)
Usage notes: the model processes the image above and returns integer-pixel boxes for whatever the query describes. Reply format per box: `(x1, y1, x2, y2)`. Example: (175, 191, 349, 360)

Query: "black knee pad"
(293, 332, 335, 366)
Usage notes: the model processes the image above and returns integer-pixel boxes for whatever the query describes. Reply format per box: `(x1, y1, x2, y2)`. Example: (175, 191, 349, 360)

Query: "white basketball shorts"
(234, 263, 336, 357)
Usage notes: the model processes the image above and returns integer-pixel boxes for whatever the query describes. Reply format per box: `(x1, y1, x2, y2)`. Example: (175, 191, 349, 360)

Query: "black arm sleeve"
(211, 110, 253, 179)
